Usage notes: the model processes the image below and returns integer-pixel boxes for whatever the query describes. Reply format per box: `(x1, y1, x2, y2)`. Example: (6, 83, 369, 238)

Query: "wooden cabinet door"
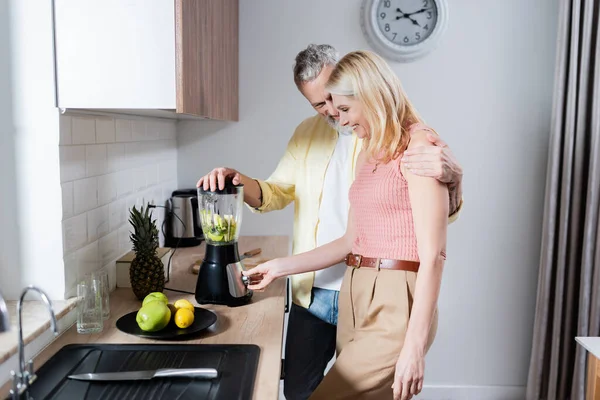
(175, 0, 239, 121)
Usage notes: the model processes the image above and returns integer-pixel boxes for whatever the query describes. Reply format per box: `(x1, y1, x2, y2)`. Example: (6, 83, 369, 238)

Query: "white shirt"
(313, 130, 353, 290)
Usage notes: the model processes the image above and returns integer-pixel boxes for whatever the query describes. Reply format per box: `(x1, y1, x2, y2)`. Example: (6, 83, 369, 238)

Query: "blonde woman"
(244, 50, 450, 400)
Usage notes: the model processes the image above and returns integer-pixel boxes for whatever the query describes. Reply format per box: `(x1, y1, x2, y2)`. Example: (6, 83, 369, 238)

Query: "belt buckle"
(353, 254, 362, 269)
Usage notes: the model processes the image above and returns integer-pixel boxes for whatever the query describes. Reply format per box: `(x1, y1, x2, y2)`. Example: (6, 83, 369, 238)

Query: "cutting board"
(23, 344, 260, 400)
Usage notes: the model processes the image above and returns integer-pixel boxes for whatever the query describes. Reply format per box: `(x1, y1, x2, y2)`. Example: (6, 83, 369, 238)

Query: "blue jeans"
(284, 287, 339, 400)
(308, 287, 339, 325)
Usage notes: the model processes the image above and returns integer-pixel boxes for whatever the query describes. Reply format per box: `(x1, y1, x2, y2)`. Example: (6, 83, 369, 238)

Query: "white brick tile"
(158, 120, 176, 140)
(97, 173, 118, 205)
(72, 117, 96, 145)
(87, 205, 109, 242)
(63, 251, 78, 298)
(131, 120, 146, 141)
(151, 188, 163, 207)
(62, 213, 87, 254)
(125, 195, 137, 214)
(118, 224, 132, 254)
(107, 143, 124, 173)
(60, 146, 86, 182)
(73, 177, 98, 214)
(162, 184, 175, 200)
(115, 119, 132, 142)
(169, 160, 178, 182)
(96, 118, 116, 143)
(146, 164, 158, 187)
(86, 144, 108, 177)
(150, 141, 167, 160)
(99, 231, 120, 266)
(116, 169, 133, 198)
(76, 241, 100, 278)
(145, 120, 161, 141)
(109, 199, 127, 231)
(138, 142, 153, 166)
(124, 142, 140, 169)
(157, 161, 172, 183)
(61, 182, 74, 220)
(141, 188, 154, 206)
(59, 115, 72, 145)
(133, 167, 146, 191)
(146, 165, 158, 187)
(126, 194, 144, 213)
(165, 181, 177, 198)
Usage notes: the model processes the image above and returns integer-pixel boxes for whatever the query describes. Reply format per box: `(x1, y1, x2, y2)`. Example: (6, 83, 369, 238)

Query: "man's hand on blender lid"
(196, 167, 242, 192)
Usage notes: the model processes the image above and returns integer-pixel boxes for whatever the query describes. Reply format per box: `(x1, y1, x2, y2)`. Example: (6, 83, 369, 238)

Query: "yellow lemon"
(174, 299, 195, 312)
(174, 308, 195, 329)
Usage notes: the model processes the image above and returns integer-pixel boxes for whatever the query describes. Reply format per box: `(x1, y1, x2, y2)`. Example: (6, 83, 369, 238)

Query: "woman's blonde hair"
(326, 50, 423, 163)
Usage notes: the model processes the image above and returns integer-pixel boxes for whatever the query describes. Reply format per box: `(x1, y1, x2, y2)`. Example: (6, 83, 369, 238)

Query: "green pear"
(136, 301, 171, 332)
(142, 292, 169, 306)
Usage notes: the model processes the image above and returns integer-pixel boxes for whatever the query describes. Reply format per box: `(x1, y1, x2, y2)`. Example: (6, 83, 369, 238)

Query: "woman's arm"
(276, 210, 355, 276)
(243, 206, 355, 290)
(392, 131, 449, 399)
(243, 150, 366, 290)
(402, 131, 449, 351)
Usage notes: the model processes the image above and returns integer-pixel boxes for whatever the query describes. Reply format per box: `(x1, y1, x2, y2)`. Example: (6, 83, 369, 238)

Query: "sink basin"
(12, 343, 260, 400)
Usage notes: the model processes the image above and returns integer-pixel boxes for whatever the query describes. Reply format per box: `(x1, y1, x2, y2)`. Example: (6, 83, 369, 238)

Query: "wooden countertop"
(1, 235, 290, 400)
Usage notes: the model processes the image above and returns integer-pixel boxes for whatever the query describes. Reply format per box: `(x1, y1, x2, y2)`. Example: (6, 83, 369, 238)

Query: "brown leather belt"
(344, 253, 419, 272)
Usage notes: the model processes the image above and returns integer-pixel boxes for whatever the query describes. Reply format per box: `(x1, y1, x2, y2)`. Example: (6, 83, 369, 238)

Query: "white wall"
(60, 113, 177, 298)
(0, 0, 22, 300)
(2, 0, 64, 300)
(178, 0, 560, 397)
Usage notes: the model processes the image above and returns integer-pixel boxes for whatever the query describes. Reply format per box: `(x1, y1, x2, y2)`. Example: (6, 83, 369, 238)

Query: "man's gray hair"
(293, 44, 339, 88)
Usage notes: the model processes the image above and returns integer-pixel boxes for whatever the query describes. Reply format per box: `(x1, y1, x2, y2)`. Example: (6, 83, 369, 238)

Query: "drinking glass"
(76, 276, 103, 334)
(92, 268, 110, 320)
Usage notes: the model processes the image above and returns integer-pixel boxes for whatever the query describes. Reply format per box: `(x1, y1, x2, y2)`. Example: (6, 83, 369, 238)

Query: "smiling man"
(197, 44, 463, 400)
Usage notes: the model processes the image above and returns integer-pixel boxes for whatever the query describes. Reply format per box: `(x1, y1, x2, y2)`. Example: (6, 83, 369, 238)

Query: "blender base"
(194, 243, 253, 307)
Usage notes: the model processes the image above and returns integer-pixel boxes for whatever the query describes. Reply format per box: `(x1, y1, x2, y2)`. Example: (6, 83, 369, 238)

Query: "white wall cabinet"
(53, 0, 239, 121)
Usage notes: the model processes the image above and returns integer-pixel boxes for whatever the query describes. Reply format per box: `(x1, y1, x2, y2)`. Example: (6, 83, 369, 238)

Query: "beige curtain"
(526, 1, 600, 399)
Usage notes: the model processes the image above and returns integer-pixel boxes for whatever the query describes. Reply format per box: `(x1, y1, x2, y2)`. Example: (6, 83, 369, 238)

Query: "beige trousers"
(309, 266, 438, 400)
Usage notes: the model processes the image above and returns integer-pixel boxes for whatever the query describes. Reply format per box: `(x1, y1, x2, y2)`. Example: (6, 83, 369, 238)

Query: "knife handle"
(155, 368, 218, 379)
(243, 248, 262, 257)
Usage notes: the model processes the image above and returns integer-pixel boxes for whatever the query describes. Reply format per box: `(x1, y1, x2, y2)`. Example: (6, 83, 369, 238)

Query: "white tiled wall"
(59, 113, 178, 298)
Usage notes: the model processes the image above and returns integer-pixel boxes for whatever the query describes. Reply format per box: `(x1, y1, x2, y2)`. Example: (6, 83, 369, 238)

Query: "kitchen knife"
(68, 368, 218, 381)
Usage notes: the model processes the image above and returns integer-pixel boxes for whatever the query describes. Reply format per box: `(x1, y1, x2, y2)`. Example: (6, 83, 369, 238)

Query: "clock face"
(376, 0, 439, 46)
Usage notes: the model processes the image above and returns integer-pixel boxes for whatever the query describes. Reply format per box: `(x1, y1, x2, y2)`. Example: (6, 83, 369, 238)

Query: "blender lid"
(197, 180, 244, 195)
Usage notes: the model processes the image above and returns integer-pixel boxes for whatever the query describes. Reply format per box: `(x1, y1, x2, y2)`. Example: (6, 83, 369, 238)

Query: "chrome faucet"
(0, 289, 9, 333)
(10, 286, 58, 400)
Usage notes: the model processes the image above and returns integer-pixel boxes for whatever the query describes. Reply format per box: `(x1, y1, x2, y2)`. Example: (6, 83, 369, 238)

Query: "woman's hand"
(242, 258, 286, 291)
(392, 344, 425, 400)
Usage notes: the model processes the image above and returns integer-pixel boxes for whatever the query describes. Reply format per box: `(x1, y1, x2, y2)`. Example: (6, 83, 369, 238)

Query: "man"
(197, 44, 464, 400)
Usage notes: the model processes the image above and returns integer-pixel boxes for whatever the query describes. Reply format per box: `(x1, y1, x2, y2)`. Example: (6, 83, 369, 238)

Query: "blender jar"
(197, 183, 244, 246)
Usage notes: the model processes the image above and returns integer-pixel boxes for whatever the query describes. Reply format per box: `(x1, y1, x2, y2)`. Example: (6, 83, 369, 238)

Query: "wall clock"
(361, 0, 448, 62)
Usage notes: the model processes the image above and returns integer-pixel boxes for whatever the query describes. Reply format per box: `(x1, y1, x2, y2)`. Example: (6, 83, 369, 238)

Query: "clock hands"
(405, 7, 433, 17)
(395, 7, 421, 27)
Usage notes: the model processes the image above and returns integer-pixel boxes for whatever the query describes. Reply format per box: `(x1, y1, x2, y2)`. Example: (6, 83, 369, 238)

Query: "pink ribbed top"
(348, 124, 432, 261)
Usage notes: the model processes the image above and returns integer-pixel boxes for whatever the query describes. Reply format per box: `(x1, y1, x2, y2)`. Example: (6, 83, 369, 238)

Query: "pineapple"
(128, 204, 165, 300)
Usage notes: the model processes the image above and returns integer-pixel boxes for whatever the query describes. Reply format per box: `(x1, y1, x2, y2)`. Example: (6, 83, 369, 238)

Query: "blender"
(195, 181, 252, 307)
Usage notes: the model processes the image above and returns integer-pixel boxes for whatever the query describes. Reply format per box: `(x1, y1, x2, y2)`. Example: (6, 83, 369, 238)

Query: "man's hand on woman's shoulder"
(401, 132, 463, 185)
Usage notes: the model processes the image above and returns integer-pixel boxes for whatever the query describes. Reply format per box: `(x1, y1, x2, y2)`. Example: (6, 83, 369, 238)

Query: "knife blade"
(68, 368, 218, 381)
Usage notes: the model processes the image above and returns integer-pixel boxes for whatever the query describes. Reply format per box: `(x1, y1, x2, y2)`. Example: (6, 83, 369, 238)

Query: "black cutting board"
(18, 343, 260, 400)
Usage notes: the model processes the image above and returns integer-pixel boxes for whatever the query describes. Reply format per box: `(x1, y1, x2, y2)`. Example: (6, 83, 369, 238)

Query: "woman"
(243, 50, 449, 400)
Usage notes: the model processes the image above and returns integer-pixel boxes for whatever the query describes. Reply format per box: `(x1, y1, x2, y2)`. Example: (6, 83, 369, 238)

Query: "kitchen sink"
(10, 343, 259, 400)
